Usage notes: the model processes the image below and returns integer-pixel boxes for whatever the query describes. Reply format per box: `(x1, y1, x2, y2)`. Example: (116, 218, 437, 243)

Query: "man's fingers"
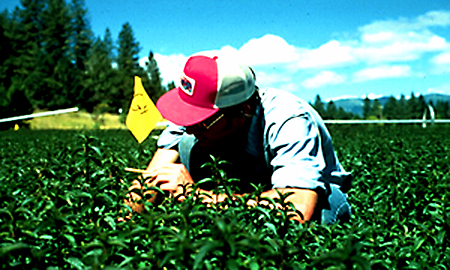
(143, 175, 157, 186)
(129, 179, 141, 188)
(155, 179, 178, 192)
(150, 166, 175, 177)
(152, 163, 188, 175)
(135, 163, 193, 197)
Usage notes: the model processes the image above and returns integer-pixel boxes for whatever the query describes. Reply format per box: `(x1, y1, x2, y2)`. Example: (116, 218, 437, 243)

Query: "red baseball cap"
(156, 54, 256, 126)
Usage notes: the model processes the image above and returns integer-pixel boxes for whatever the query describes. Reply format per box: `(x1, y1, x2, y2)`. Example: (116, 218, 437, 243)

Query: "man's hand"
(119, 148, 184, 222)
(149, 163, 195, 198)
(269, 188, 318, 223)
(118, 179, 146, 222)
(245, 188, 318, 223)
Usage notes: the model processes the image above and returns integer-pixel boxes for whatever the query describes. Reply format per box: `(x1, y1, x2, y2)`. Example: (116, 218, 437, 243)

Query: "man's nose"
(185, 125, 200, 135)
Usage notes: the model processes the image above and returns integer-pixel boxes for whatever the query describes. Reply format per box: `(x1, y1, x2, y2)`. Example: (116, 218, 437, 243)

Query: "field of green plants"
(1, 125, 449, 269)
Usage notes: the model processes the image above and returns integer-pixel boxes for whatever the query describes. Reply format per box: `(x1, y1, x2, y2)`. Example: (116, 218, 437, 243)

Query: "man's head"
(156, 53, 256, 127)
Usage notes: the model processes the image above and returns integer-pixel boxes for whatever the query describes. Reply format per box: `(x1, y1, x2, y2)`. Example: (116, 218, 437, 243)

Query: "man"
(128, 52, 352, 224)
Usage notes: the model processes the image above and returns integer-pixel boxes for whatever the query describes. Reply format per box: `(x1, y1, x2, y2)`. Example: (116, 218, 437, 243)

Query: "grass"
(24, 110, 127, 130)
(23, 110, 168, 130)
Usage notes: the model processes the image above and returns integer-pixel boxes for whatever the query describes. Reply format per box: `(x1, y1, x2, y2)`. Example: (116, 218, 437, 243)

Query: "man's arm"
(127, 148, 318, 222)
(199, 187, 317, 223)
(144, 148, 180, 176)
(148, 162, 318, 223)
(260, 188, 317, 222)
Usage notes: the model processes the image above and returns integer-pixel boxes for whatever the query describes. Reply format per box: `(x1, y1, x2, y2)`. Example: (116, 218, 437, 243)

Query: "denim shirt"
(157, 88, 352, 196)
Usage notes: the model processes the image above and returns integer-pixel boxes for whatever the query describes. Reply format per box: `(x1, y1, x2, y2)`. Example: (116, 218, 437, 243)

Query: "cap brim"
(156, 87, 219, 126)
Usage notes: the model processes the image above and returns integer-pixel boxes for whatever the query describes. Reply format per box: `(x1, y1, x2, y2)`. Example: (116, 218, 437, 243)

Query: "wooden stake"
(125, 167, 155, 175)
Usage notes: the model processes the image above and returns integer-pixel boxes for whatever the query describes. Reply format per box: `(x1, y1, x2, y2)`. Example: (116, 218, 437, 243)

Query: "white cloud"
(432, 51, 450, 64)
(191, 45, 240, 61)
(361, 93, 384, 100)
(277, 82, 299, 93)
(361, 31, 396, 44)
(356, 33, 448, 63)
(427, 83, 450, 95)
(430, 50, 450, 74)
(301, 71, 346, 89)
(251, 69, 293, 87)
(142, 53, 187, 85)
(416, 10, 450, 28)
(355, 10, 450, 63)
(330, 94, 360, 101)
(147, 10, 450, 101)
(359, 10, 450, 34)
(237, 34, 299, 66)
(297, 40, 356, 69)
(406, 92, 421, 99)
(427, 88, 446, 94)
(353, 65, 412, 82)
(146, 35, 300, 87)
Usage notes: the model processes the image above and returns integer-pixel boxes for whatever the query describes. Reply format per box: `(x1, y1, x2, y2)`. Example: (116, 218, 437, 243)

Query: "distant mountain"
(332, 93, 450, 116)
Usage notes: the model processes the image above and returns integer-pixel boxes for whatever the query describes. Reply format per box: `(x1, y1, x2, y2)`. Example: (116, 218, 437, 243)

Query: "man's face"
(184, 112, 245, 148)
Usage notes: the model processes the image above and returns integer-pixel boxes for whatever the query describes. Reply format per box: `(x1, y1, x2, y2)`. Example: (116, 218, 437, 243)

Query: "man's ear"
(239, 103, 252, 118)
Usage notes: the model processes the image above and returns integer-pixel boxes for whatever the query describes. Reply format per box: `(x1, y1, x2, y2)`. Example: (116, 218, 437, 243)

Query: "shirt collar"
(244, 102, 265, 157)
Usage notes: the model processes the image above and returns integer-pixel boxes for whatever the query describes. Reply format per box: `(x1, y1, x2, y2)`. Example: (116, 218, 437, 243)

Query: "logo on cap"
(180, 74, 195, 96)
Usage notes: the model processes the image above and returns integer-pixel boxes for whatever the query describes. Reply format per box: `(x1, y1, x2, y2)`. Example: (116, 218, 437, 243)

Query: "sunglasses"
(187, 113, 225, 131)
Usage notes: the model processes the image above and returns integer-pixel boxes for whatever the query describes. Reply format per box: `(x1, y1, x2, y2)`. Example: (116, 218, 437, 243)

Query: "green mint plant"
(1, 126, 449, 269)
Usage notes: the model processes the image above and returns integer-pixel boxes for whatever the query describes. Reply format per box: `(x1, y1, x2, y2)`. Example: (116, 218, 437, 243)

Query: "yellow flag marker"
(126, 76, 162, 143)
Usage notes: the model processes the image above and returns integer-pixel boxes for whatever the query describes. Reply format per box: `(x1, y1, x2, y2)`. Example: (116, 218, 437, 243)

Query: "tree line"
(311, 95, 356, 120)
(311, 93, 450, 120)
(0, 0, 169, 129)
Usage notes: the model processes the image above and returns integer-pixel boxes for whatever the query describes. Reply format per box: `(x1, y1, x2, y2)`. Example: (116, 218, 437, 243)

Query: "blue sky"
(2, 0, 450, 103)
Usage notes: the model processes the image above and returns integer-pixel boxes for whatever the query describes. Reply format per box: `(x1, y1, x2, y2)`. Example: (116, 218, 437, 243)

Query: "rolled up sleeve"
(157, 123, 185, 149)
(268, 115, 328, 194)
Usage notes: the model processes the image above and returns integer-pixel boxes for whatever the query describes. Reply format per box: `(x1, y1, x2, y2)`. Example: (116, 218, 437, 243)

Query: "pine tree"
(371, 99, 382, 119)
(325, 100, 338, 120)
(0, 10, 13, 86)
(166, 81, 176, 91)
(312, 95, 326, 117)
(39, 0, 75, 109)
(85, 29, 120, 113)
(397, 94, 407, 119)
(69, 0, 92, 71)
(143, 51, 166, 102)
(5, 0, 46, 110)
(0, 9, 32, 129)
(69, 0, 93, 109)
(117, 22, 141, 74)
(1, 1, 167, 117)
(417, 95, 427, 119)
(435, 100, 450, 119)
(383, 96, 398, 119)
(115, 22, 142, 114)
(0, 10, 13, 114)
(336, 107, 353, 120)
(362, 96, 372, 119)
(407, 92, 419, 119)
